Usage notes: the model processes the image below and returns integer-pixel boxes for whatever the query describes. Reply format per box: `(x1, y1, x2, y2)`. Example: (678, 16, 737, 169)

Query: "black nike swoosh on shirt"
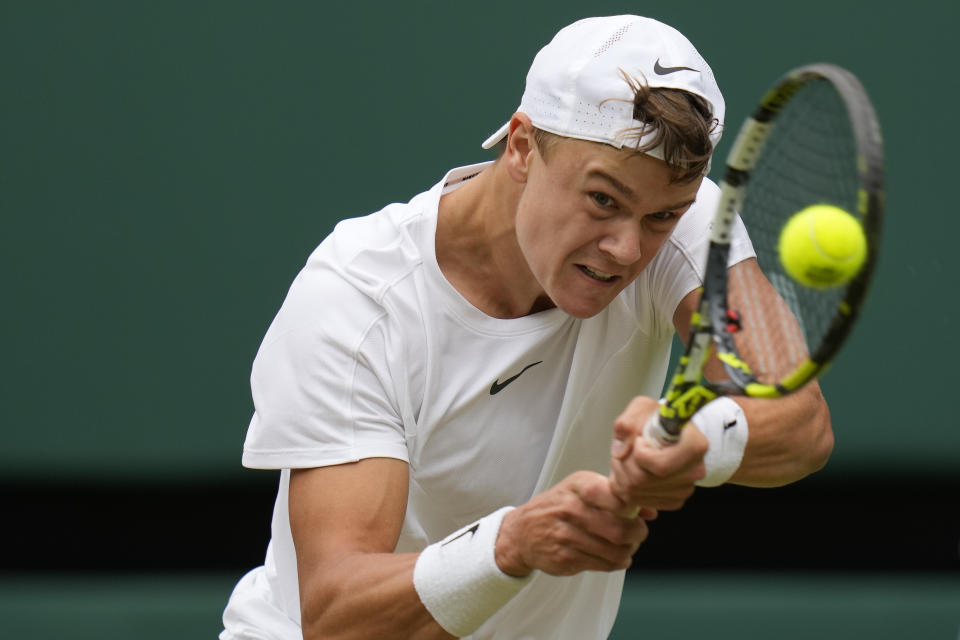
(654, 59, 700, 75)
(489, 361, 544, 395)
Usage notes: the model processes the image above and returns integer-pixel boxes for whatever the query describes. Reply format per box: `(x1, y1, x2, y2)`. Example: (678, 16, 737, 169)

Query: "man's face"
(514, 136, 703, 319)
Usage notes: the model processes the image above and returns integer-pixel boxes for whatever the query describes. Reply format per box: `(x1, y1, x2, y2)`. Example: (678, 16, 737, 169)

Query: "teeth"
(581, 265, 615, 281)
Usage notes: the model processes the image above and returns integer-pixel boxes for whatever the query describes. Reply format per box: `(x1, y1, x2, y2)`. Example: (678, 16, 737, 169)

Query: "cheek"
(514, 182, 598, 271)
(515, 183, 562, 245)
(633, 231, 674, 270)
(513, 199, 551, 279)
(517, 210, 591, 274)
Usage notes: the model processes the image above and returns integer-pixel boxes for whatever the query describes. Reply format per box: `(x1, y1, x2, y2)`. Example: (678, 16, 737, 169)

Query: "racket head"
(655, 63, 884, 438)
(718, 63, 885, 398)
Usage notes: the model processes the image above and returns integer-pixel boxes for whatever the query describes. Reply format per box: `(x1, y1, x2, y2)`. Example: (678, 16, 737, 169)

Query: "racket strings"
(728, 262, 808, 384)
(737, 78, 860, 374)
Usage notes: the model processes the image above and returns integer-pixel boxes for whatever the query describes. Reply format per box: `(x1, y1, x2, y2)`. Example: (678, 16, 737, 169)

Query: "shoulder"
(666, 177, 719, 257)
(244, 203, 431, 470)
(319, 195, 430, 298)
(257, 189, 436, 363)
(661, 177, 753, 266)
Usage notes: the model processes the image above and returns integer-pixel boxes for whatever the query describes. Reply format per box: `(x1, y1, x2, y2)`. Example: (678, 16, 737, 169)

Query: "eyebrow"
(588, 170, 636, 199)
(587, 170, 697, 211)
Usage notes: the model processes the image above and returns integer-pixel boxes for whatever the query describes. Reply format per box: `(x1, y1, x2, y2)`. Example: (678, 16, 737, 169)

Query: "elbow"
(798, 392, 834, 478)
(732, 390, 834, 488)
(768, 392, 834, 486)
(299, 575, 345, 640)
(299, 600, 326, 640)
(810, 406, 834, 474)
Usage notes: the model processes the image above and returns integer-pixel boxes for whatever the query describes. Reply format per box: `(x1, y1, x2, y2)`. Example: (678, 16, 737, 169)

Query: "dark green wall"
(3, 1, 957, 480)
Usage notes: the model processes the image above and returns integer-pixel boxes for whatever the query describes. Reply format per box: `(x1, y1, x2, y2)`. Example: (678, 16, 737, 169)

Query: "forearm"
(299, 551, 453, 640)
(729, 383, 833, 487)
(294, 466, 645, 639)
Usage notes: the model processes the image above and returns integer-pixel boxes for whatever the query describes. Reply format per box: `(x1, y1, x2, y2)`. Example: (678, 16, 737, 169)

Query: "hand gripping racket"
(645, 63, 885, 445)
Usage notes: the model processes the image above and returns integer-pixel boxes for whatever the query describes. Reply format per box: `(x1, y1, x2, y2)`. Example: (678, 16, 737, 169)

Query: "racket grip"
(642, 411, 681, 448)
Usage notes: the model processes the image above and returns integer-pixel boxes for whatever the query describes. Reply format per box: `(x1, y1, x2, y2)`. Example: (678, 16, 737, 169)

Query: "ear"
(502, 113, 537, 184)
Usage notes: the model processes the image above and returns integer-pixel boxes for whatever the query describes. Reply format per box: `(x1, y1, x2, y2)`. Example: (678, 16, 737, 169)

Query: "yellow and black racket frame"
(657, 63, 885, 438)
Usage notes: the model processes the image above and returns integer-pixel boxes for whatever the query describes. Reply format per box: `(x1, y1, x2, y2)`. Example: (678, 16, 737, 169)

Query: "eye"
(644, 211, 681, 229)
(590, 192, 615, 208)
(648, 211, 677, 222)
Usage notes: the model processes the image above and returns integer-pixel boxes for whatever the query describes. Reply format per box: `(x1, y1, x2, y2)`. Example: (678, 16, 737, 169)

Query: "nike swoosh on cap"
(654, 58, 700, 75)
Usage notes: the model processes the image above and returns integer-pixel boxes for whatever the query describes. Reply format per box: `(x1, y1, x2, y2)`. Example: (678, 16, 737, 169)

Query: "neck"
(435, 162, 551, 318)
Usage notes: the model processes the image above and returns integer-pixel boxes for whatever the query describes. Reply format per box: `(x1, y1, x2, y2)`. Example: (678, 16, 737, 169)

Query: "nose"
(597, 220, 643, 265)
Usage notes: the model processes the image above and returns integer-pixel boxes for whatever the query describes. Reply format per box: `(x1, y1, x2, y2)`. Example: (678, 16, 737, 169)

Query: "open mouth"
(577, 265, 617, 282)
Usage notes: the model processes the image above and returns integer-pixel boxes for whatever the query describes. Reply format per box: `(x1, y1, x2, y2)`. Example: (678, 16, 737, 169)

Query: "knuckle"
(554, 547, 579, 568)
(563, 471, 588, 489)
(615, 397, 653, 429)
(553, 521, 579, 547)
(644, 458, 670, 477)
(604, 521, 630, 546)
(612, 551, 632, 569)
(636, 522, 650, 544)
(691, 462, 707, 481)
(692, 439, 709, 457)
(560, 491, 584, 515)
(612, 417, 632, 438)
(568, 470, 604, 495)
(569, 470, 592, 483)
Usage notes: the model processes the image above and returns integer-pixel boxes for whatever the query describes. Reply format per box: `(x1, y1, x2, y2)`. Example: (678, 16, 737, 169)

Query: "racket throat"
(659, 382, 718, 435)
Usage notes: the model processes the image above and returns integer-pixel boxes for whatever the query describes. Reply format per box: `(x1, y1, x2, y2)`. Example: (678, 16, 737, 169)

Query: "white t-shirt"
(221, 162, 754, 640)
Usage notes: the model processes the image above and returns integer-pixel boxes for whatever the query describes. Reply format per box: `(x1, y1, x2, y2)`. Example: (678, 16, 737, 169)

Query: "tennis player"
(221, 15, 832, 640)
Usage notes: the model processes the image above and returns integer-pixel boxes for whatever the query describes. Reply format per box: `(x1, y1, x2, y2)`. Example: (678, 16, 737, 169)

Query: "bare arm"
(290, 458, 451, 640)
(608, 258, 833, 510)
(291, 459, 652, 640)
(671, 257, 834, 487)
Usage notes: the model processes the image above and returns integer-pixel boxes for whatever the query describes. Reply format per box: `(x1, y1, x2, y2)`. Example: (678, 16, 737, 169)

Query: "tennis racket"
(645, 62, 885, 445)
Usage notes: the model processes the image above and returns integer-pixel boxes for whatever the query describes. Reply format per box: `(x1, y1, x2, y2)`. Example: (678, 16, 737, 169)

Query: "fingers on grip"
(642, 412, 679, 448)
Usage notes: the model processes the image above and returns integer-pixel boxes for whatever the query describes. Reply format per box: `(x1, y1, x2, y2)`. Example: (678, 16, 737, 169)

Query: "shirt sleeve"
(240, 258, 410, 470)
(635, 178, 756, 337)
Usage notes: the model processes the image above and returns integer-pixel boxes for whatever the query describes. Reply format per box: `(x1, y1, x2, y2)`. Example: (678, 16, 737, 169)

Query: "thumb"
(611, 421, 635, 460)
(611, 396, 660, 460)
(610, 435, 631, 459)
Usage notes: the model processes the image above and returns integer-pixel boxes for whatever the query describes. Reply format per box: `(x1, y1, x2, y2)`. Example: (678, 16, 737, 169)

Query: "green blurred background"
(2, 0, 957, 637)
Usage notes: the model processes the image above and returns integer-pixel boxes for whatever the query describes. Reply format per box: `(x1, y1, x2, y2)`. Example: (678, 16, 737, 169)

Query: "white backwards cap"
(481, 15, 725, 159)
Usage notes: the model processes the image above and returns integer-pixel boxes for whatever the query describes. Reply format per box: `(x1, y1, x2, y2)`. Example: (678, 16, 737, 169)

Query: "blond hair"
(526, 75, 720, 184)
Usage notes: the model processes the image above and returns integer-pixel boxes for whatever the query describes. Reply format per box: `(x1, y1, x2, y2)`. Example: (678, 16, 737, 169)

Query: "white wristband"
(413, 507, 533, 637)
(691, 396, 748, 487)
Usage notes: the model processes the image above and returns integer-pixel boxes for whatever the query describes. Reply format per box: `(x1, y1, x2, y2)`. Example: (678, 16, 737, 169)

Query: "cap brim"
(480, 122, 510, 149)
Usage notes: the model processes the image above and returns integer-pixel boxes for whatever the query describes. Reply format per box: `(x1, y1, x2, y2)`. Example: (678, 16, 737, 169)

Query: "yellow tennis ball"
(778, 204, 867, 288)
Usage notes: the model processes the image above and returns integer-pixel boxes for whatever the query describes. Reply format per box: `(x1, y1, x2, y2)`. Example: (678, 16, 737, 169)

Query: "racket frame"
(655, 63, 885, 439)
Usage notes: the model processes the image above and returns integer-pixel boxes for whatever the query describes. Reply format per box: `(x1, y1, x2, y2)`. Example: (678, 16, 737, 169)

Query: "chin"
(555, 296, 611, 319)
(566, 308, 603, 319)
(544, 271, 625, 318)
